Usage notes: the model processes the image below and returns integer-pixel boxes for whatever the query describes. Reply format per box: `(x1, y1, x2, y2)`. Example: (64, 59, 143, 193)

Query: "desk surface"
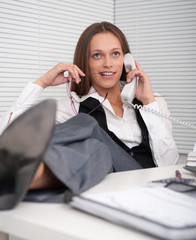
(0, 164, 195, 240)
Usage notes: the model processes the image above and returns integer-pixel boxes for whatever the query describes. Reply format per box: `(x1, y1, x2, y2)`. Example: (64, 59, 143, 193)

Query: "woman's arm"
(34, 62, 84, 89)
(0, 82, 43, 135)
(139, 97, 179, 166)
(0, 63, 85, 135)
(126, 60, 179, 166)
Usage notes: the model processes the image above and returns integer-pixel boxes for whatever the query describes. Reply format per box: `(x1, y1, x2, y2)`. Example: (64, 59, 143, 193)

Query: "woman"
(0, 22, 179, 208)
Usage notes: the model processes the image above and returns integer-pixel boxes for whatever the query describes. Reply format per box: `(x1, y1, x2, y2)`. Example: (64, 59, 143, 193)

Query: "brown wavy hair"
(71, 21, 131, 97)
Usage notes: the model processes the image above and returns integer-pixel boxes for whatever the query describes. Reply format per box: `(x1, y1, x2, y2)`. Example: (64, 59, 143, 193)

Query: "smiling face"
(89, 32, 124, 96)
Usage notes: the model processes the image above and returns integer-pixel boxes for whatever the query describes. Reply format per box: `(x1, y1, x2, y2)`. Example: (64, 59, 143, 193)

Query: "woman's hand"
(126, 60, 155, 105)
(34, 63, 85, 89)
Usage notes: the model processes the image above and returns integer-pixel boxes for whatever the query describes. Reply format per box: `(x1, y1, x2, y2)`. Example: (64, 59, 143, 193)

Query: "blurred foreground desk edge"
(0, 164, 195, 240)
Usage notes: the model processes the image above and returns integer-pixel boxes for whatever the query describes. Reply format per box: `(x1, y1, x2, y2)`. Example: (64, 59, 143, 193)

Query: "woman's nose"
(103, 56, 112, 67)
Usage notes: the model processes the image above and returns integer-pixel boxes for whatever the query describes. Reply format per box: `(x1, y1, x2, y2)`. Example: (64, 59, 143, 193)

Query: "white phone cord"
(129, 102, 196, 130)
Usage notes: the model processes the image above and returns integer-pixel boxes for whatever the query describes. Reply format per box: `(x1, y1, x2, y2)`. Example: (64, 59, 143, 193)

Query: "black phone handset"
(121, 53, 196, 131)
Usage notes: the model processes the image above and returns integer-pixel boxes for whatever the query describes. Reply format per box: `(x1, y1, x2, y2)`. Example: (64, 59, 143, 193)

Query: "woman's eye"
(93, 53, 101, 59)
(113, 51, 120, 57)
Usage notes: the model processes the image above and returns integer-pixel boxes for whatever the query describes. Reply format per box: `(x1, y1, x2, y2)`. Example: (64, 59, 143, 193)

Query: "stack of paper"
(71, 186, 196, 240)
(186, 149, 196, 167)
(184, 143, 196, 173)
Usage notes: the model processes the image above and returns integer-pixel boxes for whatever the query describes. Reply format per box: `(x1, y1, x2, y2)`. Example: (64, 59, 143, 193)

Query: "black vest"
(79, 97, 156, 168)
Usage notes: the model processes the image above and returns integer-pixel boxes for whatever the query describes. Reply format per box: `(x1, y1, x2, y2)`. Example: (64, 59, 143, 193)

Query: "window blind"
(0, 0, 113, 115)
(115, 0, 196, 154)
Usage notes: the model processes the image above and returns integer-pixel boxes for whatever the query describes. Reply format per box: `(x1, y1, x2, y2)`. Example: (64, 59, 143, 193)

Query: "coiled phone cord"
(129, 102, 196, 130)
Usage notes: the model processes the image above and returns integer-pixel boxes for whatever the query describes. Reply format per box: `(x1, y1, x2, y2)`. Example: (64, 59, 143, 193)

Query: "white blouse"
(0, 82, 179, 166)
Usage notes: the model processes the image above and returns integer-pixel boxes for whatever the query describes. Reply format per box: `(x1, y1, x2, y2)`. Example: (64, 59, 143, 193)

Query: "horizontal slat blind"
(115, 0, 196, 154)
(0, 0, 113, 115)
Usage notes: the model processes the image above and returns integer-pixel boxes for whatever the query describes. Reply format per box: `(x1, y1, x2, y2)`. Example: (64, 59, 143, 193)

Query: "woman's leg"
(29, 163, 64, 189)
(0, 100, 56, 210)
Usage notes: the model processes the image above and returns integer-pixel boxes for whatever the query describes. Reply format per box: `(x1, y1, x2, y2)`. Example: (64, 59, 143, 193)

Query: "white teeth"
(101, 72, 113, 76)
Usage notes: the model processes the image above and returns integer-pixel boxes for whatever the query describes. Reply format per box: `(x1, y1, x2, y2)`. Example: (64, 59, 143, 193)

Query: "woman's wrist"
(142, 96, 156, 105)
(34, 78, 47, 89)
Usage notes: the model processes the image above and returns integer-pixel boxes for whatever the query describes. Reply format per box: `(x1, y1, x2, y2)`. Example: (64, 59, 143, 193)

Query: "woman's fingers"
(126, 60, 149, 83)
(34, 63, 85, 88)
(64, 64, 85, 84)
(135, 60, 143, 71)
(126, 69, 141, 83)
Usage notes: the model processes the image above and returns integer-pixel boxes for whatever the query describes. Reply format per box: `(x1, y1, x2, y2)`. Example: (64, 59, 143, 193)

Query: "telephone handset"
(121, 53, 137, 104)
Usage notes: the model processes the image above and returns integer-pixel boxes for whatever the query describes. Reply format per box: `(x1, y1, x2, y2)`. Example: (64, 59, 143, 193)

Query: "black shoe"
(0, 99, 56, 210)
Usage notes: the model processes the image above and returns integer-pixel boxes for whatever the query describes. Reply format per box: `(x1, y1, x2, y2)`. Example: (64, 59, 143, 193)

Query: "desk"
(0, 164, 195, 240)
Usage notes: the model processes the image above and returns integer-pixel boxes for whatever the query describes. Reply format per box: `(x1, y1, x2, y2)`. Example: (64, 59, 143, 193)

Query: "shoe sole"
(0, 99, 56, 210)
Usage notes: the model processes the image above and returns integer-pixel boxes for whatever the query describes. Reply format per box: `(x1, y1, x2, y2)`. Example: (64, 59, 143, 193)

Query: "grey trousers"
(43, 113, 142, 195)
